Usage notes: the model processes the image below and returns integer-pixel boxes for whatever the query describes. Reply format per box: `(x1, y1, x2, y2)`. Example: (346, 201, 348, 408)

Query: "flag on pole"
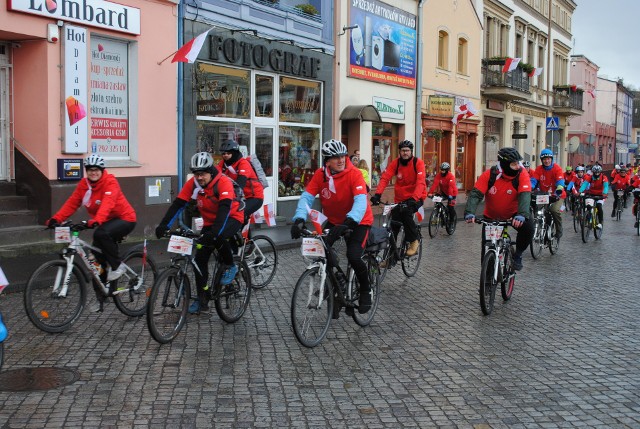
(0, 267, 8, 294)
(172, 29, 211, 63)
(528, 67, 543, 77)
(263, 204, 276, 227)
(306, 206, 328, 234)
(416, 206, 425, 223)
(502, 57, 521, 73)
(452, 101, 478, 125)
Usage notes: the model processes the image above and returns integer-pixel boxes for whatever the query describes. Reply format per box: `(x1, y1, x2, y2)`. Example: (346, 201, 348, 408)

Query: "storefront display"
(371, 122, 397, 189)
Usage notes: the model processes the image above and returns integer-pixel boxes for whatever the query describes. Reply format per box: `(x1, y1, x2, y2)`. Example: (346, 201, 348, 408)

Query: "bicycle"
(633, 188, 640, 236)
(613, 189, 625, 221)
(581, 194, 604, 243)
(475, 218, 515, 316)
(290, 228, 381, 348)
(428, 195, 456, 238)
(147, 229, 251, 344)
(529, 193, 560, 259)
(572, 191, 584, 233)
(377, 202, 423, 281)
(24, 222, 158, 333)
(234, 231, 278, 289)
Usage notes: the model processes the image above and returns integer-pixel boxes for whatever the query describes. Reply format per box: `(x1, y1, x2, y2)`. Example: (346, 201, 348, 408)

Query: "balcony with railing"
(481, 59, 531, 101)
(252, 0, 321, 22)
(552, 86, 584, 116)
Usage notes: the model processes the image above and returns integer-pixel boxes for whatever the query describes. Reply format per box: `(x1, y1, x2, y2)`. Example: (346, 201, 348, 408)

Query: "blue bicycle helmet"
(540, 148, 553, 160)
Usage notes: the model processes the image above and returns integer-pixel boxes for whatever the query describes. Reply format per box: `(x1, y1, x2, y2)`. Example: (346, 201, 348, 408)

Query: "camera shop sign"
(9, 0, 141, 35)
(209, 35, 321, 79)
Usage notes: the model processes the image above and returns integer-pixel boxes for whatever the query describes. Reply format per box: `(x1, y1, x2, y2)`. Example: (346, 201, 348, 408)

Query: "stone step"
(0, 210, 39, 228)
(0, 240, 66, 259)
(0, 225, 50, 246)
(0, 181, 16, 196)
(0, 195, 29, 211)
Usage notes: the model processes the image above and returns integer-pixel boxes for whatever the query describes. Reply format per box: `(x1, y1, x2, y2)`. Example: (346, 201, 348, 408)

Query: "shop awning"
(339, 105, 382, 122)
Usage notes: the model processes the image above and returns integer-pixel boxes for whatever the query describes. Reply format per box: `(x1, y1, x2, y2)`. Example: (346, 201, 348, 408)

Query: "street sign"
(511, 134, 528, 139)
(546, 116, 560, 130)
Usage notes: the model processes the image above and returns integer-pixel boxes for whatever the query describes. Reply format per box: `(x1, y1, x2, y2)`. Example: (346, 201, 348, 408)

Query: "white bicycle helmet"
(321, 139, 348, 158)
(84, 154, 105, 170)
(190, 152, 215, 173)
(440, 162, 451, 170)
(591, 165, 602, 175)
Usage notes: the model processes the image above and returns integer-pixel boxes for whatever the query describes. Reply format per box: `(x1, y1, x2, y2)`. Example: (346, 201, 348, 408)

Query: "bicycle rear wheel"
(352, 255, 381, 327)
(247, 235, 277, 289)
(501, 247, 515, 301)
(401, 231, 422, 277)
(636, 210, 640, 236)
(215, 261, 251, 323)
(593, 207, 603, 240)
(147, 267, 190, 344)
(428, 209, 440, 238)
(530, 218, 544, 259)
(291, 267, 333, 348)
(445, 212, 457, 235)
(113, 251, 158, 317)
(573, 209, 581, 233)
(479, 251, 497, 315)
(24, 260, 87, 333)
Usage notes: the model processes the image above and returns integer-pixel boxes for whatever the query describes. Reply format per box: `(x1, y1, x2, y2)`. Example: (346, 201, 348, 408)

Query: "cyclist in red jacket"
(610, 166, 631, 218)
(464, 147, 533, 271)
(563, 166, 576, 187)
(155, 152, 244, 314)
(47, 154, 137, 283)
(530, 149, 566, 238)
(370, 140, 427, 256)
(290, 139, 374, 315)
(428, 162, 458, 225)
(631, 174, 640, 227)
(578, 164, 609, 229)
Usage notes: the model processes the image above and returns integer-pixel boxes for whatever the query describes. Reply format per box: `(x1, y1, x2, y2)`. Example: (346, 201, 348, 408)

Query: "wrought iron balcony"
(481, 61, 531, 101)
(252, 0, 321, 22)
(552, 87, 584, 116)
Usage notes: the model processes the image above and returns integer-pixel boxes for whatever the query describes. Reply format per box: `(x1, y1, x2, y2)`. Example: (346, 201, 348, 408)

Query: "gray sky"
(571, 0, 640, 90)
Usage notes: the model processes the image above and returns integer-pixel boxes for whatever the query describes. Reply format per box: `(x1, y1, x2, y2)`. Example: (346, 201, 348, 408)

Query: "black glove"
(290, 219, 305, 239)
(199, 231, 217, 246)
(404, 198, 418, 211)
(370, 194, 381, 206)
(46, 218, 60, 228)
(155, 224, 168, 239)
(328, 218, 357, 242)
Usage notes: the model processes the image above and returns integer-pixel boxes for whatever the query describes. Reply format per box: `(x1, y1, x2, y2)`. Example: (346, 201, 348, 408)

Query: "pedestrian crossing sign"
(546, 116, 560, 130)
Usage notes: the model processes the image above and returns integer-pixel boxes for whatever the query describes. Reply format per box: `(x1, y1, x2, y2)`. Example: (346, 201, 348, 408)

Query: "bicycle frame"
(482, 224, 510, 283)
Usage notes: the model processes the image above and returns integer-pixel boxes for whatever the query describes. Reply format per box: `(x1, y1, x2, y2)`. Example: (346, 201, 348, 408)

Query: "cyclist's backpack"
(395, 157, 429, 193)
(487, 165, 519, 191)
(247, 154, 269, 188)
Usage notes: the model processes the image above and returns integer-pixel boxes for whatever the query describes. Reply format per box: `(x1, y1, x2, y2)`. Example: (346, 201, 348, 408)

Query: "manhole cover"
(0, 367, 80, 391)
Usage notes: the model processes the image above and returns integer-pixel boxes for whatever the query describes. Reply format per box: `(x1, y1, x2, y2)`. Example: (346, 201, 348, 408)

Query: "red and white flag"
(502, 57, 521, 73)
(528, 67, 543, 77)
(251, 203, 277, 227)
(586, 89, 596, 98)
(452, 101, 478, 125)
(416, 206, 425, 223)
(306, 206, 328, 234)
(0, 266, 8, 294)
(241, 222, 251, 240)
(172, 29, 211, 63)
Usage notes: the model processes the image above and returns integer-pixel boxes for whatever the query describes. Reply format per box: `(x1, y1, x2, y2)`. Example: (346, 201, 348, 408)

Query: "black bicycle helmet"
(398, 140, 414, 150)
(440, 162, 450, 170)
(190, 152, 215, 173)
(321, 139, 348, 158)
(497, 147, 523, 162)
(220, 139, 239, 153)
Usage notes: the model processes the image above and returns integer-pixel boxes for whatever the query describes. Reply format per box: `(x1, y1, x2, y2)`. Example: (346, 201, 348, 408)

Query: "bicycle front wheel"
(501, 247, 515, 301)
(479, 251, 497, 315)
(581, 211, 592, 243)
(401, 232, 422, 277)
(291, 267, 333, 348)
(352, 254, 381, 327)
(215, 261, 251, 323)
(113, 251, 158, 317)
(530, 219, 544, 259)
(573, 210, 581, 233)
(446, 212, 457, 235)
(24, 260, 87, 333)
(636, 210, 640, 236)
(147, 267, 190, 344)
(247, 235, 277, 289)
(548, 221, 559, 255)
(428, 209, 440, 238)
(593, 207, 603, 240)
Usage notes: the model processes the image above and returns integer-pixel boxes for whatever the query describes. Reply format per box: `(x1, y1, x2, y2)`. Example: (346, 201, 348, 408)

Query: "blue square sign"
(546, 116, 560, 130)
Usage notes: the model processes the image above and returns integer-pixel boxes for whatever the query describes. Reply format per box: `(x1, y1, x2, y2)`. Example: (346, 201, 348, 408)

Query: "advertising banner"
(63, 25, 88, 154)
(348, 0, 417, 89)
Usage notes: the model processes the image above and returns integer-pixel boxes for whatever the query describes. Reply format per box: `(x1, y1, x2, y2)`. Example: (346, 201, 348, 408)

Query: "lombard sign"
(8, 0, 141, 35)
(373, 96, 404, 120)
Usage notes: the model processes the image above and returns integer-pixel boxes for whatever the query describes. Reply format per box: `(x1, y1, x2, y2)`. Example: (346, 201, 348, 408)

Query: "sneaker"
(90, 301, 103, 313)
(358, 288, 372, 314)
(188, 299, 209, 314)
(220, 264, 238, 286)
(106, 263, 127, 282)
(513, 253, 523, 271)
(596, 223, 603, 230)
(405, 240, 420, 256)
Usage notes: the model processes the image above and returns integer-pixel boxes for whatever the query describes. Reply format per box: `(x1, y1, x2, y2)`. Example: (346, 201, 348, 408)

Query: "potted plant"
(294, 4, 319, 16)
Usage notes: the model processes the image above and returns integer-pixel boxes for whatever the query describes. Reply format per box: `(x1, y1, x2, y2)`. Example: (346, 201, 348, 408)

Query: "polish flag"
(307, 207, 328, 234)
(0, 267, 8, 293)
(262, 204, 277, 227)
(172, 29, 211, 63)
(452, 101, 478, 125)
(251, 210, 264, 224)
(416, 206, 425, 223)
(502, 57, 521, 73)
(241, 222, 250, 240)
(529, 67, 543, 77)
(586, 89, 596, 98)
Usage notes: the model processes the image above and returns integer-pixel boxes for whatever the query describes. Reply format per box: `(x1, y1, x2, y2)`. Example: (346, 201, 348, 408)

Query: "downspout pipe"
(415, 0, 425, 158)
(177, 0, 185, 185)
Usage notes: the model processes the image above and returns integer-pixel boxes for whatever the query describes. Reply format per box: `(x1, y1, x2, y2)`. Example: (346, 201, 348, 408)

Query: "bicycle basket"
(366, 226, 389, 252)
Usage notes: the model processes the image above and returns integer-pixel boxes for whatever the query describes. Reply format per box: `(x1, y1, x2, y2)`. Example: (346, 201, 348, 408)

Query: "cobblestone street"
(0, 209, 639, 428)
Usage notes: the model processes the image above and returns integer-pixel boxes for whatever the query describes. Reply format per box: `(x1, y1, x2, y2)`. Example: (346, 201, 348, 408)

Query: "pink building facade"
(568, 55, 600, 167)
(0, 0, 178, 233)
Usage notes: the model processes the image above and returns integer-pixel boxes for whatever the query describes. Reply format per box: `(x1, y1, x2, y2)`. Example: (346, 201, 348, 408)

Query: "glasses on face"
(193, 171, 209, 178)
(400, 149, 412, 153)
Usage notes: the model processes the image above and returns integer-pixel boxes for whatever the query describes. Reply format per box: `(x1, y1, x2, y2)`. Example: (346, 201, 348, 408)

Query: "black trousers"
(92, 219, 136, 270)
(194, 218, 242, 295)
(391, 201, 422, 243)
(325, 224, 371, 291)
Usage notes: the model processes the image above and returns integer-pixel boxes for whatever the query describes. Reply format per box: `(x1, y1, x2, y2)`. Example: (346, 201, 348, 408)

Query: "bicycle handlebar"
(473, 218, 512, 227)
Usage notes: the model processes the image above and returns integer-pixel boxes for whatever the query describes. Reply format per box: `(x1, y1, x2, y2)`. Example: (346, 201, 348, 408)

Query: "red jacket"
(474, 168, 532, 220)
(217, 157, 264, 200)
(583, 174, 609, 196)
(611, 174, 630, 190)
(376, 157, 427, 202)
(53, 170, 136, 224)
(428, 172, 458, 197)
(631, 175, 640, 188)
(532, 163, 566, 198)
(177, 176, 244, 227)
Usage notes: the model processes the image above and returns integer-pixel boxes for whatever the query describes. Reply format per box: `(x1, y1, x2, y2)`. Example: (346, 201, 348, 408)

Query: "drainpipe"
(333, 2, 340, 139)
(177, 0, 185, 185)
(415, 0, 425, 158)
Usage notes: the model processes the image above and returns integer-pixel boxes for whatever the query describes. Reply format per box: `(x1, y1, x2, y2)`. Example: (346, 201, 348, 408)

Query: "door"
(252, 72, 277, 209)
(253, 126, 275, 207)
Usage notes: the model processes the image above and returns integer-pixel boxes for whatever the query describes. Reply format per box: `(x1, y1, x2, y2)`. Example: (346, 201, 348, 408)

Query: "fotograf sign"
(8, 0, 141, 35)
(373, 96, 404, 120)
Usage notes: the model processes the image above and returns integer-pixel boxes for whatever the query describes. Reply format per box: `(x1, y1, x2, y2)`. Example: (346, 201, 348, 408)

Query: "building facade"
(567, 54, 598, 167)
(0, 0, 178, 232)
(595, 77, 617, 168)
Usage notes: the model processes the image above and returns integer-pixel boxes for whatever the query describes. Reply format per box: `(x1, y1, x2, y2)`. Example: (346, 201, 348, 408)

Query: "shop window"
(423, 131, 440, 183)
(195, 63, 250, 119)
(90, 36, 132, 160)
(255, 75, 274, 118)
(195, 121, 250, 164)
(279, 77, 321, 124)
(371, 122, 397, 189)
(278, 126, 320, 197)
